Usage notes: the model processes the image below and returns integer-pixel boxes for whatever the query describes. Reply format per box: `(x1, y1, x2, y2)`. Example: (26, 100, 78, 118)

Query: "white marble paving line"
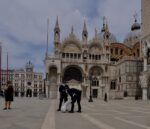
(131, 109, 150, 114)
(114, 102, 150, 109)
(83, 103, 110, 113)
(111, 110, 128, 115)
(94, 102, 109, 106)
(81, 113, 116, 129)
(83, 103, 115, 114)
(115, 117, 150, 129)
(119, 104, 150, 111)
(133, 107, 150, 111)
(41, 100, 55, 129)
(82, 104, 97, 112)
(83, 102, 96, 108)
(110, 103, 140, 110)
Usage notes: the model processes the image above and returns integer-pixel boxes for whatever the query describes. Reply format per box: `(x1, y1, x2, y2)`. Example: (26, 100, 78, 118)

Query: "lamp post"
(101, 85, 105, 99)
(46, 73, 50, 98)
(43, 78, 46, 97)
(88, 76, 93, 102)
(48, 80, 50, 99)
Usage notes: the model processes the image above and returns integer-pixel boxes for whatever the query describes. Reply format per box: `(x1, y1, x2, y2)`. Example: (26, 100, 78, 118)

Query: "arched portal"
(63, 66, 83, 83)
(26, 89, 32, 97)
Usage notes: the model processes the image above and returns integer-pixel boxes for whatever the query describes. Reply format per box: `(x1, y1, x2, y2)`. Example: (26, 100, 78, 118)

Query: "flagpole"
(46, 18, 49, 57)
(7, 52, 8, 82)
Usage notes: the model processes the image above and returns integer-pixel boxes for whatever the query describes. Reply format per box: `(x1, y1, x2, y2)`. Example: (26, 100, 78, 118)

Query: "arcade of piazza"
(44, 0, 150, 100)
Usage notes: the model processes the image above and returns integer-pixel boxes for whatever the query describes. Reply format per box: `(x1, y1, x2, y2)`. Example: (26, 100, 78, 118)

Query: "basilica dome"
(62, 27, 82, 53)
(124, 19, 141, 47)
(131, 20, 141, 31)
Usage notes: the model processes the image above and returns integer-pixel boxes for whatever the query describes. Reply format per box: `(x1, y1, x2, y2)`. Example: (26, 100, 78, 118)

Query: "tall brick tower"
(141, 0, 150, 100)
(141, 0, 150, 37)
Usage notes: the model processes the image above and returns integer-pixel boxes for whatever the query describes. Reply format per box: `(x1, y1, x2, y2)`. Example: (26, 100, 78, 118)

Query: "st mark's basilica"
(44, 0, 150, 100)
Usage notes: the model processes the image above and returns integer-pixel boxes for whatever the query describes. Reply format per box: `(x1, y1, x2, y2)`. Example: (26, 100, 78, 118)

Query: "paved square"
(0, 97, 50, 129)
(1, 97, 150, 129)
(55, 99, 150, 129)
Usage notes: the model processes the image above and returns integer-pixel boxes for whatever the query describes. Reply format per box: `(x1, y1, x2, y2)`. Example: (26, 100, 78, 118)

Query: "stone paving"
(1, 97, 150, 129)
(0, 97, 50, 129)
(55, 99, 150, 129)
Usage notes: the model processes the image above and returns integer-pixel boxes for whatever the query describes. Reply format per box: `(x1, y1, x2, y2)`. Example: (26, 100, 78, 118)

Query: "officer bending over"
(65, 85, 82, 113)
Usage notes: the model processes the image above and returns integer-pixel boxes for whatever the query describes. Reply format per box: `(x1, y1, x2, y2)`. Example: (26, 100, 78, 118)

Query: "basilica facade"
(44, 0, 150, 100)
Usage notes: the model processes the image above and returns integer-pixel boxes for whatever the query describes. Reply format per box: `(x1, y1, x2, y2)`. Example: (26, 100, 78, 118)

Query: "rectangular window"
(110, 80, 116, 90)
(99, 55, 101, 60)
(62, 53, 65, 58)
(120, 50, 123, 55)
(70, 53, 73, 58)
(111, 49, 113, 54)
(92, 89, 98, 98)
(119, 77, 121, 83)
(66, 53, 69, 58)
(74, 54, 77, 59)
(115, 48, 118, 54)
(89, 54, 91, 59)
(78, 54, 81, 59)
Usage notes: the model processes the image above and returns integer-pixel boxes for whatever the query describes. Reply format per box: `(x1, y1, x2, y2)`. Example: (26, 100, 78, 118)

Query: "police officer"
(65, 85, 82, 113)
(57, 83, 68, 111)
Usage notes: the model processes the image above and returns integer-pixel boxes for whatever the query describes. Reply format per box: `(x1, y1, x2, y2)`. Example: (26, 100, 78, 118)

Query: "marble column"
(140, 73, 148, 100)
(45, 81, 50, 98)
(144, 57, 147, 71)
(142, 55, 148, 100)
(143, 88, 148, 100)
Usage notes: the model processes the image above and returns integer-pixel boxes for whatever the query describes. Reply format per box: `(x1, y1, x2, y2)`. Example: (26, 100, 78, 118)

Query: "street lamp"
(46, 73, 50, 98)
(43, 78, 46, 97)
(101, 85, 105, 99)
(88, 76, 93, 102)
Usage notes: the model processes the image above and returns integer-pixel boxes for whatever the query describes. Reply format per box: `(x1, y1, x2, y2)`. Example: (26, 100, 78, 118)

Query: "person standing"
(3, 81, 14, 110)
(57, 83, 68, 111)
(104, 92, 107, 102)
(66, 86, 82, 113)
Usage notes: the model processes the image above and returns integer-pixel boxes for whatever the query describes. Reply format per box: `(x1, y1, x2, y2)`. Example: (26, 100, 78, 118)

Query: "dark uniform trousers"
(58, 93, 68, 110)
(71, 91, 82, 112)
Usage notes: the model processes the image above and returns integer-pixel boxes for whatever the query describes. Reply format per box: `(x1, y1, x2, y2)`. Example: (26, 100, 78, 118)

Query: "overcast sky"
(0, 0, 141, 73)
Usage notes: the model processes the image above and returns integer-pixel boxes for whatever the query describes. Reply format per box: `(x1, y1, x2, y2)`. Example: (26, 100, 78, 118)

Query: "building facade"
(1, 69, 14, 91)
(1, 61, 44, 97)
(140, 0, 150, 100)
(45, 0, 150, 100)
(44, 14, 143, 99)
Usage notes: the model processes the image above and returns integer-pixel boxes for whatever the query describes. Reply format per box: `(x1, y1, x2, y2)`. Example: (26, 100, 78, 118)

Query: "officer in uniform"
(57, 84, 68, 111)
(65, 85, 82, 113)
